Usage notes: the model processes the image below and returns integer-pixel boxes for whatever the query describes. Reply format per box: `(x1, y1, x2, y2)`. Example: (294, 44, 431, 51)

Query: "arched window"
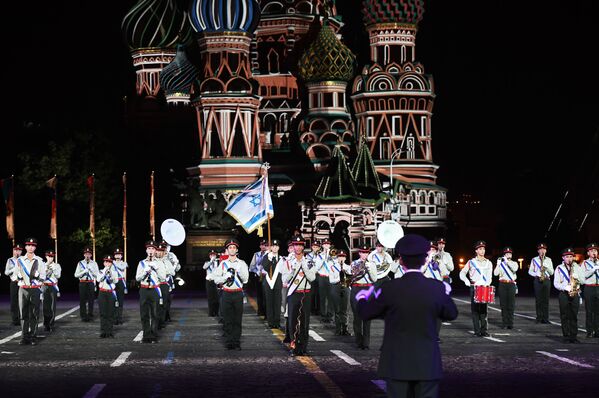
(268, 49, 279, 74)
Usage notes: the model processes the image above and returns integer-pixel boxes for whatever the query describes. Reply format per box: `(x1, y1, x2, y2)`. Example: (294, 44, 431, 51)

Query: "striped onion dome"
(362, 0, 425, 27)
(298, 22, 356, 83)
(159, 45, 199, 102)
(122, 0, 192, 50)
(189, 0, 261, 34)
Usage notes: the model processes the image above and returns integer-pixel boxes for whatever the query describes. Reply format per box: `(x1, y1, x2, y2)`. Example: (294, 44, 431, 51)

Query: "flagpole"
(54, 175, 58, 263)
(150, 171, 155, 241)
(10, 175, 14, 247)
(123, 172, 127, 262)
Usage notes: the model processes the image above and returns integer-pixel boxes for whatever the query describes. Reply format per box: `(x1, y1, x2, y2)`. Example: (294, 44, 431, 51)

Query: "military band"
(204, 249, 220, 317)
(212, 239, 249, 350)
(136, 240, 164, 343)
(112, 248, 128, 325)
(261, 239, 283, 329)
(329, 249, 351, 336)
(494, 247, 518, 329)
(554, 248, 584, 343)
(5, 244, 24, 325)
(528, 243, 554, 324)
(16, 238, 45, 345)
(42, 249, 61, 332)
(460, 240, 493, 337)
(582, 242, 599, 338)
(348, 245, 378, 349)
(97, 255, 118, 338)
(283, 236, 319, 356)
(74, 247, 98, 322)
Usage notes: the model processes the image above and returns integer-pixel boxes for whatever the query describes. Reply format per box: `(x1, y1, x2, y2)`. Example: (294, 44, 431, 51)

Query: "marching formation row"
(3, 238, 181, 344)
(4, 236, 599, 350)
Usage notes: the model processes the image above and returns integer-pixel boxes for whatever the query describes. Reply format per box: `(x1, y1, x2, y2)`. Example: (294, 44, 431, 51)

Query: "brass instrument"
(539, 255, 547, 282)
(569, 263, 580, 298)
(377, 258, 391, 275)
(342, 260, 367, 287)
(330, 248, 337, 258)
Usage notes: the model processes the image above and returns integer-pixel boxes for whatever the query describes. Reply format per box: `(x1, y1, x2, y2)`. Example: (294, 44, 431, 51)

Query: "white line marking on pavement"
(83, 383, 106, 398)
(494, 333, 511, 336)
(372, 380, 387, 392)
(453, 298, 587, 332)
(1, 351, 15, 354)
(536, 351, 595, 369)
(0, 305, 79, 345)
(111, 352, 132, 367)
(442, 322, 452, 326)
(133, 331, 143, 342)
(556, 349, 569, 352)
(468, 331, 505, 343)
(330, 350, 361, 366)
(309, 330, 326, 341)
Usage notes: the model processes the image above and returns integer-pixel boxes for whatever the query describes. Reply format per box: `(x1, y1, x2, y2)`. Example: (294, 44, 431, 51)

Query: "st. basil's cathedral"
(122, 0, 447, 261)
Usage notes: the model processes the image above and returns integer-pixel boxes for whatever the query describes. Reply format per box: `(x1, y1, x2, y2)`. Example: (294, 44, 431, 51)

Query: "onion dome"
(122, 0, 192, 51)
(189, 0, 261, 34)
(362, 0, 425, 27)
(159, 45, 199, 103)
(298, 23, 356, 83)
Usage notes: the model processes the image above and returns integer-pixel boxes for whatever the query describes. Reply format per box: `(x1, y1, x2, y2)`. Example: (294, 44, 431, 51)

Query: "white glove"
(565, 285, 572, 292)
(443, 281, 452, 295)
(464, 280, 471, 287)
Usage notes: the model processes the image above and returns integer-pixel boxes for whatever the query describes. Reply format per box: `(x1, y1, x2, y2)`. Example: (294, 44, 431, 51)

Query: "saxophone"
(569, 263, 580, 298)
(539, 255, 547, 282)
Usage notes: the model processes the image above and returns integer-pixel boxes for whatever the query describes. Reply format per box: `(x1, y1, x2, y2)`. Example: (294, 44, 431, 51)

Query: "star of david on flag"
(225, 173, 274, 234)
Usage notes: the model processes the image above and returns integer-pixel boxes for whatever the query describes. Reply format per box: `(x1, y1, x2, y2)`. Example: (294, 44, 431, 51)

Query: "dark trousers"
(19, 287, 41, 339)
(158, 284, 169, 327)
(330, 283, 349, 333)
(317, 274, 332, 321)
(79, 282, 95, 320)
(584, 285, 599, 334)
(263, 279, 282, 328)
(558, 291, 579, 339)
(386, 379, 439, 398)
(375, 275, 390, 289)
(10, 281, 20, 324)
(139, 288, 159, 339)
(534, 278, 551, 322)
(287, 291, 312, 353)
(470, 287, 488, 334)
(498, 282, 516, 328)
(114, 280, 125, 323)
(43, 286, 58, 327)
(98, 291, 115, 334)
(206, 280, 220, 316)
(222, 290, 244, 346)
(311, 277, 320, 315)
(250, 274, 265, 316)
(351, 286, 372, 347)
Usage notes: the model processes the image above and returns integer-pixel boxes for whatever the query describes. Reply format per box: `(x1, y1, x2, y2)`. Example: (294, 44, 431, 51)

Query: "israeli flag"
(225, 176, 274, 233)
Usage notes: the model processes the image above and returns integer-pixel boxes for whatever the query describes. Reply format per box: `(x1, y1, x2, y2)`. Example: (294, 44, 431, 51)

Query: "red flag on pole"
(150, 171, 155, 240)
(1, 176, 15, 242)
(46, 176, 57, 239)
(87, 175, 95, 239)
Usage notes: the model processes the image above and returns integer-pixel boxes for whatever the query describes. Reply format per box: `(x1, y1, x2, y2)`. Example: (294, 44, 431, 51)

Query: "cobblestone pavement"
(0, 292, 597, 398)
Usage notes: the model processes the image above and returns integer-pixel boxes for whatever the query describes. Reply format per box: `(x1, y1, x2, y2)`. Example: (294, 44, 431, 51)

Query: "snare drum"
(473, 285, 495, 304)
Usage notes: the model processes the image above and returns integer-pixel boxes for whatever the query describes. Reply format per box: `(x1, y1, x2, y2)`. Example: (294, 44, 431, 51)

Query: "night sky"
(3, 0, 599, 256)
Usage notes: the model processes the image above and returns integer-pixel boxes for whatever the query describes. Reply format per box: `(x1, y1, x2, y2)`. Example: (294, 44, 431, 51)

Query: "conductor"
(356, 234, 458, 398)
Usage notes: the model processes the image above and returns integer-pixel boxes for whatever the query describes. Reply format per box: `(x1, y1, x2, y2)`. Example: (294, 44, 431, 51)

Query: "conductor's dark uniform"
(356, 234, 458, 398)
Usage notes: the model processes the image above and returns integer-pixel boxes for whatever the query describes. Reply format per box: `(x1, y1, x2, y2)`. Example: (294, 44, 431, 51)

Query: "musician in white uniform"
(347, 245, 378, 349)
(4, 244, 23, 325)
(74, 247, 99, 322)
(42, 249, 61, 332)
(369, 241, 393, 288)
(282, 236, 319, 356)
(17, 238, 46, 345)
(493, 247, 518, 329)
(113, 248, 128, 325)
(421, 242, 446, 282)
(136, 240, 165, 343)
(261, 239, 284, 329)
(317, 238, 334, 324)
(203, 250, 220, 317)
(528, 243, 554, 324)
(554, 248, 584, 343)
(212, 239, 249, 350)
(460, 240, 493, 337)
(437, 238, 454, 283)
(97, 255, 118, 338)
(582, 242, 599, 338)
(329, 249, 351, 336)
